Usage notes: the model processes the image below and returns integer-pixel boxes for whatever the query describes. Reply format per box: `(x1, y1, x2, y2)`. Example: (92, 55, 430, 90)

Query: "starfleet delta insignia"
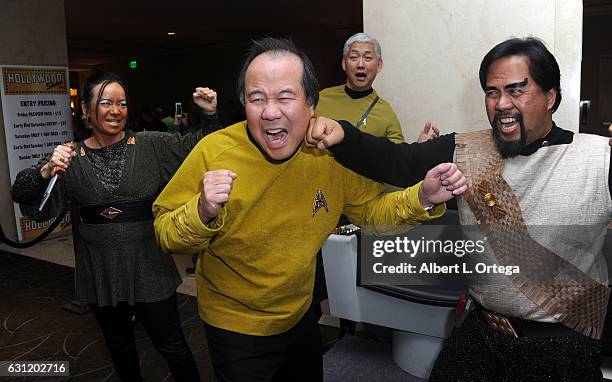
(312, 189, 329, 217)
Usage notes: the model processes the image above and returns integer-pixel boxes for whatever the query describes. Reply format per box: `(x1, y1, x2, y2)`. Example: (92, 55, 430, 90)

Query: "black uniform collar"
(344, 86, 374, 99)
(519, 122, 573, 156)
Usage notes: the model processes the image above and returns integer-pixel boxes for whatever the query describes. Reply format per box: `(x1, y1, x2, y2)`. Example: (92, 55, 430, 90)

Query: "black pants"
(204, 304, 323, 382)
(89, 293, 200, 382)
(430, 309, 603, 381)
(312, 249, 327, 320)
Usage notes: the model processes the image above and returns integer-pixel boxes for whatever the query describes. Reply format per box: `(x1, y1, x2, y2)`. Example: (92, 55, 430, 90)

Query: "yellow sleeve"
(385, 110, 405, 144)
(341, 165, 445, 233)
(153, 141, 225, 254)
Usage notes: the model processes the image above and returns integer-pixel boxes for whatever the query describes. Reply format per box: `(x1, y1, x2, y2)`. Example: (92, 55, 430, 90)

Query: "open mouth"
(264, 128, 288, 147)
(496, 115, 520, 136)
(355, 72, 367, 79)
(105, 119, 122, 127)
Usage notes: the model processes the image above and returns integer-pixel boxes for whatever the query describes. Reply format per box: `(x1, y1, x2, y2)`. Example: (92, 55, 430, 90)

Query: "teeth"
(500, 118, 516, 124)
(267, 129, 283, 134)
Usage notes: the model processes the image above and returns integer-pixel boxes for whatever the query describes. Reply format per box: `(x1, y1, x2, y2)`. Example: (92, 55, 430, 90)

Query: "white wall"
(363, 0, 582, 142)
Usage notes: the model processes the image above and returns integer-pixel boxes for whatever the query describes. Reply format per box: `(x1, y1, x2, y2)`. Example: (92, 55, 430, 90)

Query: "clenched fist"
(198, 169, 237, 223)
(418, 163, 467, 208)
(193, 87, 218, 114)
(304, 116, 345, 149)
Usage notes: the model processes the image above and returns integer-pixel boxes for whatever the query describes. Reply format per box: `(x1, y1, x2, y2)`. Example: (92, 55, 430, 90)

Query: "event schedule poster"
(1, 65, 73, 240)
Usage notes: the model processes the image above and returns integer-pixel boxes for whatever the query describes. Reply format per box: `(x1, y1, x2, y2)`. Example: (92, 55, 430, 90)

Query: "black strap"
(355, 96, 380, 129)
(0, 206, 70, 249)
(80, 199, 154, 224)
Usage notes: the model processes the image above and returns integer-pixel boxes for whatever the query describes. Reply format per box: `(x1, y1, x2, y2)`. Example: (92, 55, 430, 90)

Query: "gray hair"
(342, 33, 382, 59)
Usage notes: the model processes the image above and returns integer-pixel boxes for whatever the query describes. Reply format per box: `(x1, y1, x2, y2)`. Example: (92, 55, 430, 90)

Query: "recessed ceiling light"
(167, 32, 176, 36)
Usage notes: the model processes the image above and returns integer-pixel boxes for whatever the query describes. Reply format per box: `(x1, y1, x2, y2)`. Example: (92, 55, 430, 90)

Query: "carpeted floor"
(5, 249, 611, 381)
(323, 333, 424, 382)
(0, 250, 354, 382)
(0, 249, 442, 382)
(0, 250, 212, 382)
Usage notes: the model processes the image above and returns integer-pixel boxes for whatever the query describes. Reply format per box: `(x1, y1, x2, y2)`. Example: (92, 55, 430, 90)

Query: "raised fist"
(198, 169, 237, 223)
(193, 87, 218, 114)
(304, 116, 345, 149)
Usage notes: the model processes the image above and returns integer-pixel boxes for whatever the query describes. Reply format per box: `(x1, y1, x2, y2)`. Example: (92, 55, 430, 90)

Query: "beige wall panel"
(363, 0, 582, 141)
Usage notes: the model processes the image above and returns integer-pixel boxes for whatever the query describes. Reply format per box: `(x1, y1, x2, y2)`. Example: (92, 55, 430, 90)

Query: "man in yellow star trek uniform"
(153, 37, 466, 382)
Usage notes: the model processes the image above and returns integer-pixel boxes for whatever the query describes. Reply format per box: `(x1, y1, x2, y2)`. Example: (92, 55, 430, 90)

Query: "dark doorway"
(580, 0, 612, 136)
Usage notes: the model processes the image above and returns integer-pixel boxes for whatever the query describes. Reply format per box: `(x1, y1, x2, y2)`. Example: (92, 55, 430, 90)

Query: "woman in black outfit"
(11, 72, 221, 381)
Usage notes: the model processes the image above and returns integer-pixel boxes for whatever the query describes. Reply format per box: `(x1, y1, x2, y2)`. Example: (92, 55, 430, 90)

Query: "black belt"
(474, 302, 576, 338)
(80, 199, 154, 224)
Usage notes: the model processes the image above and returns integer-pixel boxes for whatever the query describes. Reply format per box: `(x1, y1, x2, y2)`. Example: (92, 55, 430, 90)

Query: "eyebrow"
(504, 77, 528, 90)
(246, 89, 264, 98)
(98, 97, 126, 102)
(278, 88, 296, 96)
(246, 88, 298, 100)
(484, 77, 528, 92)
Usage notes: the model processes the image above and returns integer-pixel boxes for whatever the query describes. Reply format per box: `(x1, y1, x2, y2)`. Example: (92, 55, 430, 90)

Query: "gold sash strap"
(455, 130, 609, 339)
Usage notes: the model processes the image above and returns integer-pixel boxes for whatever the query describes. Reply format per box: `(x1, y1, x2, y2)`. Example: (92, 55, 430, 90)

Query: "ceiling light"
(167, 32, 176, 36)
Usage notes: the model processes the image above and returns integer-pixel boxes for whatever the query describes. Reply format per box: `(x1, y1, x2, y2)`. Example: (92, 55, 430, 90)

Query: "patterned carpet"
(0, 250, 212, 382)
